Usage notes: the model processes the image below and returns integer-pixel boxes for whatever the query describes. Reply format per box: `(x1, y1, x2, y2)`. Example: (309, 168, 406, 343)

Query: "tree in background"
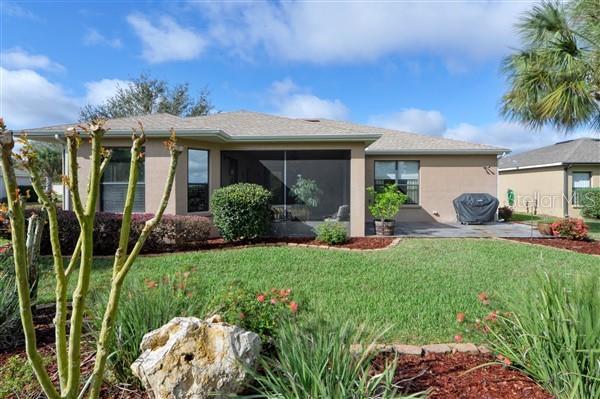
(80, 73, 214, 121)
(501, 0, 599, 132)
(30, 141, 62, 183)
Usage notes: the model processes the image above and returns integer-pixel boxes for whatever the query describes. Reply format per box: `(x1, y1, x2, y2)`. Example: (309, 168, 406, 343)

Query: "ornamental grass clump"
(89, 274, 201, 387)
(485, 273, 600, 399)
(250, 321, 420, 399)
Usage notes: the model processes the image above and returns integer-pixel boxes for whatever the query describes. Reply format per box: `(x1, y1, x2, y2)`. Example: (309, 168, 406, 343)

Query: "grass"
(37, 238, 600, 344)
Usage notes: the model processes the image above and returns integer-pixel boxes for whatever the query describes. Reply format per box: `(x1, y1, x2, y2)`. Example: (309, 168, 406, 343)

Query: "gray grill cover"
(453, 193, 499, 224)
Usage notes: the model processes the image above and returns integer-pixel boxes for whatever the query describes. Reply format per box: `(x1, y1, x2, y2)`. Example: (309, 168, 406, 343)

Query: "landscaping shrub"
(486, 273, 600, 399)
(497, 206, 513, 221)
(206, 283, 299, 343)
(367, 184, 407, 221)
(251, 321, 415, 399)
(551, 217, 589, 240)
(89, 274, 201, 387)
(578, 188, 600, 219)
(210, 183, 272, 242)
(315, 221, 348, 245)
(0, 210, 212, 255)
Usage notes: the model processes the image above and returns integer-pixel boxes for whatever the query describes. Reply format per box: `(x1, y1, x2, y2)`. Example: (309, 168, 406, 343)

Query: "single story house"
(498, 137, 600, 218)
(25, 111, 507, 236)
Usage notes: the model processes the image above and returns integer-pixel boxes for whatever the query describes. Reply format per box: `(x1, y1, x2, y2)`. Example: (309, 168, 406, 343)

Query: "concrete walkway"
(367, 222, 543, 238)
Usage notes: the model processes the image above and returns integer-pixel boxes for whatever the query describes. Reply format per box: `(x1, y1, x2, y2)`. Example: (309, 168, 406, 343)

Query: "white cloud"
(369, 109, 446, 136)
(268, 78, 349, 120)
(0, 67, 80, 129)
(3, 3, 40, 21)
(368, 108, 593, 153)
(200, 1, 529, 65)
(127, 14, 207, 63)
(84, 78, 129, 106)
(83, 29, 123, 48)
(1, 49, 64, 72)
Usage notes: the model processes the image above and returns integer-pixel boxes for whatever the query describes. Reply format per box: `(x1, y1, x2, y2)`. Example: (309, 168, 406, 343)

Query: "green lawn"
(37, 238, 599, 344)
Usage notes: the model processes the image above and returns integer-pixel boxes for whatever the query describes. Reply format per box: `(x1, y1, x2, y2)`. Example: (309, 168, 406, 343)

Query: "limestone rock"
(131, 316, 261, 399)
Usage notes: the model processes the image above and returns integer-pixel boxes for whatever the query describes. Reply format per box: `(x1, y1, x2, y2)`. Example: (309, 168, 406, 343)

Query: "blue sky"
(0, 1, 591, 153)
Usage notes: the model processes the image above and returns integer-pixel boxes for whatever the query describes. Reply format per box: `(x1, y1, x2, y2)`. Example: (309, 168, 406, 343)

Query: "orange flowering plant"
(206, 283, 300, 343)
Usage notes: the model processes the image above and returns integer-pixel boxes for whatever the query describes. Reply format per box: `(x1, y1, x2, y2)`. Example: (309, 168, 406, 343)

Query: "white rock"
(131, 316, 261, 399)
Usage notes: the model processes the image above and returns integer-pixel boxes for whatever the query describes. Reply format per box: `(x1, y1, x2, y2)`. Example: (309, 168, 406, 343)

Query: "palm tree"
(501, 0, 600, 133)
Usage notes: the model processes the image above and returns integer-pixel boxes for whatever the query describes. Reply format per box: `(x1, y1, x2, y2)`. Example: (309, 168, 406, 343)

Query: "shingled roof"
(23, 111, 507, 154)
(499, 137, 600, 170)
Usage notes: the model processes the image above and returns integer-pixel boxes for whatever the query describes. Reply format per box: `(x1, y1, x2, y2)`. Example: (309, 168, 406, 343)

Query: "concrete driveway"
(367, 222, 543, 238)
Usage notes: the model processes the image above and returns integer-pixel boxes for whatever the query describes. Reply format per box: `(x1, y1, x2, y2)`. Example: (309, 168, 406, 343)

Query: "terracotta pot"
(537, 222, 553, 236)
(374, 220, 395, 236)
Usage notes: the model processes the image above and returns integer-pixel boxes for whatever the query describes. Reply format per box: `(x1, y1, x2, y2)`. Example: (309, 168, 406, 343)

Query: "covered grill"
(453, 193, 499, 224)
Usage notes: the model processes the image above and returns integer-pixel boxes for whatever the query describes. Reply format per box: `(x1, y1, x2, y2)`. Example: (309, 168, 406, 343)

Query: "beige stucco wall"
(498, 166, 566, 217)
(365, 154, 499, 223)
(499, 164, 600, 218)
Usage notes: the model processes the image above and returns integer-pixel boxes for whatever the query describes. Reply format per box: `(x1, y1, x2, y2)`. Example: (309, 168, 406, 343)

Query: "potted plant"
(367, 184, 408, 236)
(537, 217, 555, 235)
(290, 175, 322, 221)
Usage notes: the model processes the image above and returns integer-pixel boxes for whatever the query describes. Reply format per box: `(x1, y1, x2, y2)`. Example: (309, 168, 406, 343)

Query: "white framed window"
(572, 171, 592, 206)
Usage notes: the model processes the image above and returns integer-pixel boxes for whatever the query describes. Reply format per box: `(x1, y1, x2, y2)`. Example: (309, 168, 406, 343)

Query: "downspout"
(563, 164, 570, 218)
(54, 134, 70, 211)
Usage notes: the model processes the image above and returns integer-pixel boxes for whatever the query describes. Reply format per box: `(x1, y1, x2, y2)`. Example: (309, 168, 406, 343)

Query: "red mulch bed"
(510, 237, 600, 256)
(372, 352, 553, 399)
(192, 236, 395, 251)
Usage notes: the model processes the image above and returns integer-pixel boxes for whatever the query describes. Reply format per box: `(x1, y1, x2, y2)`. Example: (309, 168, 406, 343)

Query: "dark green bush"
(210, 183, 272, 242)
(89, 274, 201, 386)
(486, 273, 600, 399)
(498, 206, 513, 221)
(578, 188, 600, 219)
(315, 221, 348, 245)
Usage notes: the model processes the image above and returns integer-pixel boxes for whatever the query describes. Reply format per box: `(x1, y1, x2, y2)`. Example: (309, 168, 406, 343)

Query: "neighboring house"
(498, 137, 600, 218)
(0, 168, 31, 200)
(24, 111, 506, 236)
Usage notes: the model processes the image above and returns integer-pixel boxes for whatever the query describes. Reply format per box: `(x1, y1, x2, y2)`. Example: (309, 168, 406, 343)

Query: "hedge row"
(1, 210, 212, 255)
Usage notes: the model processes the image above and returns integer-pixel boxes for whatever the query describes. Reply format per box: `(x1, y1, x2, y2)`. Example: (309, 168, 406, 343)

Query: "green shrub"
(89, 274, 201, 386)
(210, 183, 272, 242)
(486, 273, 600, 399)
(498, 206, 513, 221)
(578, 188, 600, 219)
(206, 283, 299, 343)
(0, 272, 21, 350)
(315, 221, 348, 245)
(367, 184, 407, 221)
(251, 321, 419, 399)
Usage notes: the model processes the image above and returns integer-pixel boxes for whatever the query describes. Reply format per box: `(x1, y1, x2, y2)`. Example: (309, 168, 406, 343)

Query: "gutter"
(366, 148, 509, 155)
(498, 162, 564, 172)
(21, 129, 381, 143)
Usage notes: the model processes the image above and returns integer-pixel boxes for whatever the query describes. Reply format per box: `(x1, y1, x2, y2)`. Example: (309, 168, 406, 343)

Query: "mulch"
(509, 237, 600, 256)
(372, 352, 553, 399)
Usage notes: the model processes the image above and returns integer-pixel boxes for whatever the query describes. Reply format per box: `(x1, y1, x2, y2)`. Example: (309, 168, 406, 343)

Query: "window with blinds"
(374, 160, 420, 204)
(101, 148, 145, 213)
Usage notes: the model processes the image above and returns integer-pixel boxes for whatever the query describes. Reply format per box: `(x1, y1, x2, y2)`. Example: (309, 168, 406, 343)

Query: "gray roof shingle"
(22, 111, 507, 154)
(499, 138, 600, 170)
